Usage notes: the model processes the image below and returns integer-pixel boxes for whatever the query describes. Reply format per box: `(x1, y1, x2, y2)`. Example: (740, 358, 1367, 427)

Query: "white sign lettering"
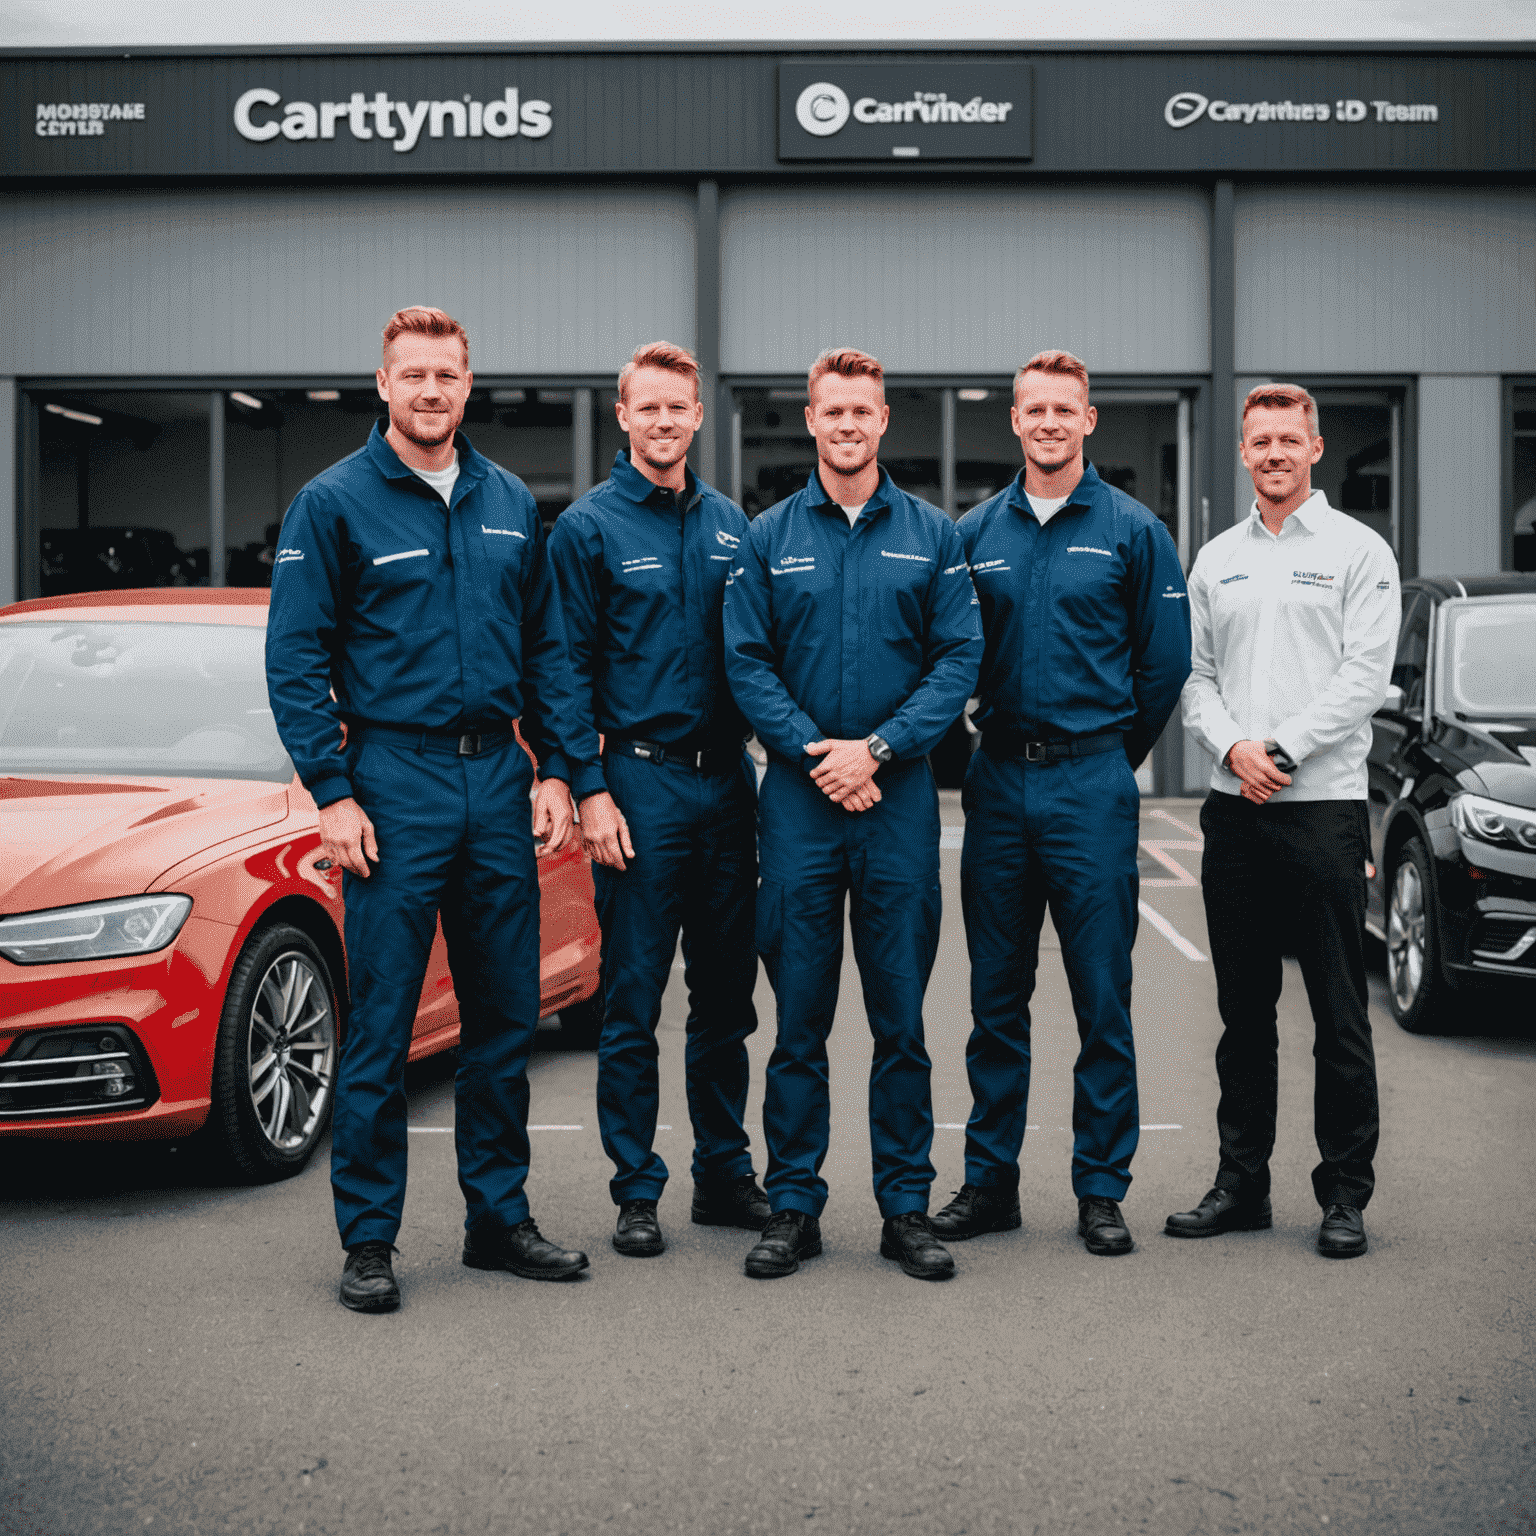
(34, 101, 146, 137)
(233, 85, 553, 152)
(1164, 91, 1440, 129)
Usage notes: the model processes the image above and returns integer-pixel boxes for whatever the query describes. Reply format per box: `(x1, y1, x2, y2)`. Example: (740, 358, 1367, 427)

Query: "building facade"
(2, 42, 1533, 790)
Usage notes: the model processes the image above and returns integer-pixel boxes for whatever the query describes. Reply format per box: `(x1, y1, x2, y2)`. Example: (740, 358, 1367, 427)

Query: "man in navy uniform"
(548, 341, 767, 1259)
(723, 347, 982, 1281)
(932, 349, 1191, 1258)
(267, 306, 598, 1312)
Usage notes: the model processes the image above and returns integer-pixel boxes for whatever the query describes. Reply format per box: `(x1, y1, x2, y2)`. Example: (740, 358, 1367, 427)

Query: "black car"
(1367, 574, 1536, 1032)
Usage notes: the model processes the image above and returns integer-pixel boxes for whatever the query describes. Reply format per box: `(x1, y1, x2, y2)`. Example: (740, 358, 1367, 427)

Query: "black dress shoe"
(340, 1241, 400, 1313)
(1164, 1186, 1274, 1239)
(929, 1183, 1022, 1241)
(462, 1219, 590, 1280)
(1316, 1203, 1368, 1259)
(743, 1210, 822, 1279)
(691, 1173, 772, 1231)
(613, 1199, 665, 1257)
(880, 1212, 957, 1280)
(1077, 1196, 1134, 1256)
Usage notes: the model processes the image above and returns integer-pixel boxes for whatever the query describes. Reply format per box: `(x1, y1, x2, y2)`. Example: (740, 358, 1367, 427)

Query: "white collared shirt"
(1182, 492, 1400, 802)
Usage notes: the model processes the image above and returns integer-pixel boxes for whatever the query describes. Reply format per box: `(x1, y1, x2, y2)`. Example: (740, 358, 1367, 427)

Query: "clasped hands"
(807, 738, 883, 813)
(1227, 739, 1293, 806)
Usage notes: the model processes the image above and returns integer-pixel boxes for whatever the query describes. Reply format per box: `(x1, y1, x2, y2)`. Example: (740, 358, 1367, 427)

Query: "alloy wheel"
(1386, 860, 1426, 1014)
(246, 950, 337, 1152)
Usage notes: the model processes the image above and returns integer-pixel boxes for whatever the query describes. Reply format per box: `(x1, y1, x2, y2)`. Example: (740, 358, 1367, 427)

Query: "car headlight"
(1449, 793, 1536, 853)
(0, 894, 193, 965)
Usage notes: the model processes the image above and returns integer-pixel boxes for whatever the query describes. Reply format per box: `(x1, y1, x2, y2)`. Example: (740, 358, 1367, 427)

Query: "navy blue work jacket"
(723, 468, 982, 768)
(957, 462, 1192, 767)
(265, 423, 596, 809)
(546, 451, 751, 802)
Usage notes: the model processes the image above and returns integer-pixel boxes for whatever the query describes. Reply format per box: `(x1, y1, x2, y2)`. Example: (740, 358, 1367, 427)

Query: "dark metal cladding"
(1, 49, 1533, 179)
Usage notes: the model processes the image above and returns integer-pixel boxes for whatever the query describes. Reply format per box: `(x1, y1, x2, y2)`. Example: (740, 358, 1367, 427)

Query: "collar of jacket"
(365, 420, 490, 490)
(1004, 459, 1105, 519)
(804, 463, 894, 517)
(1245, 488, 1331, 537)
(607, 449, 700, 511)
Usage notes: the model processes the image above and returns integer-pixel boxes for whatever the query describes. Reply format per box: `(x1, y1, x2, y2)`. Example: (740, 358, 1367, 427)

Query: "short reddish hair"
(808, 347, 885, 403)
(382, 306, 469, 367)
(618, 340, 700, 403)
(1014, 348, 1091, 401)
(1242, 382, 1319, 439)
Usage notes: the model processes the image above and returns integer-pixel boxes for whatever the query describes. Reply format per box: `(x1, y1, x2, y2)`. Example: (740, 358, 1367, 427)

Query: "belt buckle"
(458, 732, 481, 756)
(692, 749, 706, 770)
(1024, 740, 1045, 763)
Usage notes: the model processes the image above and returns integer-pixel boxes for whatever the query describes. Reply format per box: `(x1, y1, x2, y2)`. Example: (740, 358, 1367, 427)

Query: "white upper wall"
(1234, 185, 1536, 375)
(721, 184, 1210, 377)
(0, 185, 696, 379)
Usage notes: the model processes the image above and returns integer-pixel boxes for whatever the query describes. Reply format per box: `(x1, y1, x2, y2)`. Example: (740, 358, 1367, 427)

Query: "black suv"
(1368, 575, 1536, 1032)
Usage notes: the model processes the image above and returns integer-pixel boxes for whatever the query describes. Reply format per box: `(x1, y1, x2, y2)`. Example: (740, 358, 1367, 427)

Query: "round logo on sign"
(796, 82, 851, 137)
(1164, 92, 1209, 129)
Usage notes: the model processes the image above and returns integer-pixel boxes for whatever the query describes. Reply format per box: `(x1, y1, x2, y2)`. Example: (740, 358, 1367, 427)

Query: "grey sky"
(3, 0, 1533, 47)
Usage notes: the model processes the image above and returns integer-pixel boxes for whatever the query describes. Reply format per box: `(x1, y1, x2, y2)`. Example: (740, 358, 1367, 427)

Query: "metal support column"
(571, 387, 594, 502)
(940, 388, 957, 518)
(695, 179, 723, 491)
(209, 391, 226, 588)
(1209, 179, 1237, 542)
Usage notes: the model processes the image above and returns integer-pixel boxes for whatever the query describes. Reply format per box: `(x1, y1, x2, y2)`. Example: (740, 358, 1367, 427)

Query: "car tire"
(203, 922, 340, 1183)
(557, 992, 603, 1050)
(1385, 838, 1452, 1035)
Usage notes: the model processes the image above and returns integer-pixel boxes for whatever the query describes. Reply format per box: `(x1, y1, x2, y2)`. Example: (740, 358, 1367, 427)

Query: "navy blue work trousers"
(333, 734, 541, 1248)
(593, 749, 759, 1204)
(755, 756, 942, 1219)
(958, 745, 1142, 1200)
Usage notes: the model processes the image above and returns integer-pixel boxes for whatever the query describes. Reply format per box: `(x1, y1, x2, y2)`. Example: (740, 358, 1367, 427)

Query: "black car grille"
(1470, 917, 1536, 970)
(0, 1025, 160, 1118)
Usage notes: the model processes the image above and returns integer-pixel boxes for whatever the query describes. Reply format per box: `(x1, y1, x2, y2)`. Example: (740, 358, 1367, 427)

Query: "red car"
(0, 590, 602, 1180)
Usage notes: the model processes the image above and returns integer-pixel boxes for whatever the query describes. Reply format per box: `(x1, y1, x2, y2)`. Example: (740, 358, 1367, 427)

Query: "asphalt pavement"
(3, 795, 1533, 1536)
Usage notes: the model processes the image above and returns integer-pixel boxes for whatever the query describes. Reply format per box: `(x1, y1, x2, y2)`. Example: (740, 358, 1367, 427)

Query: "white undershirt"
(415, 453, 461, 506)
(1027, 492, 1071, 525)
(840, 500, 867, 527)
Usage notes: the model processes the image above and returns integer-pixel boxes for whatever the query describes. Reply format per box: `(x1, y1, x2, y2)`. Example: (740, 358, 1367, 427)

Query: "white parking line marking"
(1137, 899, 1208, 962)
(408, 1126, 453, 1133)
(1139, 840, 1201, 886)
(1141, 1124, 1184, 1130)
(1150, 807, 1202, 840)
(940, 827, 965, 849)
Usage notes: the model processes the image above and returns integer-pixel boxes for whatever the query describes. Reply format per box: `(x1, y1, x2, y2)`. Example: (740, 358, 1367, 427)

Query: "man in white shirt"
(1171, 383, 1398, 1259)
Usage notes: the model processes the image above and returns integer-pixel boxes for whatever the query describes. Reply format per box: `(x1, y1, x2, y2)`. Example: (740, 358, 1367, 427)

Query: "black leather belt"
(607, 737, 743, 775)
(348, 723, 513, 757)
(981, 729, 1124, 763)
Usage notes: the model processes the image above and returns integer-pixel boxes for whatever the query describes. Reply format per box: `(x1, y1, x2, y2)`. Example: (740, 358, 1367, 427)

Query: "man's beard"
(821, 443, 876, 479)
(394, 407, 458, 450)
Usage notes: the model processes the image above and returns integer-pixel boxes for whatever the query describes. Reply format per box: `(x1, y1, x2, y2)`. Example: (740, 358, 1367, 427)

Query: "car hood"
(0, 776, 289, 915)
(1438, 720, 1536, 811)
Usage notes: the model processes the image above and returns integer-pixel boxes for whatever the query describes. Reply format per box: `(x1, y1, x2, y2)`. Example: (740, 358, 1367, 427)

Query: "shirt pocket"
(356, 546, 443, 635)
(1051, 543, 1122, 624)
(873, 551, 934, 651)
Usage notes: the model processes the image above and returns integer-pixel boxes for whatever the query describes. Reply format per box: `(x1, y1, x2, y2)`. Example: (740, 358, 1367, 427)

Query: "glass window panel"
(1512, 386, 1536, 573)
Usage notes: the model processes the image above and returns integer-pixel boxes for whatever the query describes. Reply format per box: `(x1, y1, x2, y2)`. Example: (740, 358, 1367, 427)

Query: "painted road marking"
(1150, 807, 1202, 840)
(409, 1124, 584, 1133)
(1139, 840, 1201, 886)
(940, 826, 965, 849)
(1138, 899, 1208, 962)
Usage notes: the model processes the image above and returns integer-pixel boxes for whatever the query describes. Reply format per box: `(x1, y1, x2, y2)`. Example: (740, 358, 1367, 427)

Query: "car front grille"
(0, 1025, 160, 1118)
(1470, 917, 1536, 970)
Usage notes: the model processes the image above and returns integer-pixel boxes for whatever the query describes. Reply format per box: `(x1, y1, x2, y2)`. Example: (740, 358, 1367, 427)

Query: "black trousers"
(1199, 792, 1379, 1210)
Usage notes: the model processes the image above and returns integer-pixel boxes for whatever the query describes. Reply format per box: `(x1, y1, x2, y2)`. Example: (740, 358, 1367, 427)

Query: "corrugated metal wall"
(0, 185, 696, 378)
(720, 185, 1210, 377)
(1234, 186, 1536, 374)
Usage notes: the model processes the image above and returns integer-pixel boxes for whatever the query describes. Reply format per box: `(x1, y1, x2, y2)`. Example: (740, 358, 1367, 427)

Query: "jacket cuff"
(572, 762, 609, 802)
(307, 773, 353, 810)
(873, 719, 913, 760)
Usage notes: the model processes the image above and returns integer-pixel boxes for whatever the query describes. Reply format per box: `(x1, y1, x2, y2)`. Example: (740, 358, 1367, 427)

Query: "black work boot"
(880, 1212, 957, 1280)
(339, 1241, 400, 1313)
(462, 1219, 590, 1280)
(929, 1183, 1023, 1241)
(1164, 1186, 1273, 1238)
(1077, 1195, 1134, 1256)
(691, 1173, 772, 1231)
(743, 1210, 822, 1279)
(612, 1199, 666, 1257)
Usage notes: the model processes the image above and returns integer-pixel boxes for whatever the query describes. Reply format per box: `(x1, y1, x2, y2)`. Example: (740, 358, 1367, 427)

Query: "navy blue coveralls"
(547, 451, 759, 1206)
(723, 469, 982, 1219)
(956, 463, 1191, 1201)
(266, 423, 595, 1250)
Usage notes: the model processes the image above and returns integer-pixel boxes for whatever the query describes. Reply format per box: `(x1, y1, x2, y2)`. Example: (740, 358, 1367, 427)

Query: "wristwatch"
(1265, 738, 1299, 773)
(865, 733, 895, 764)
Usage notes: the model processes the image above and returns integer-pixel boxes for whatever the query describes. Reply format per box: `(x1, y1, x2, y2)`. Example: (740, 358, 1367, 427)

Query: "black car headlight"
(1449, 793, 1536, 853)
(0, 895, 193, 965)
